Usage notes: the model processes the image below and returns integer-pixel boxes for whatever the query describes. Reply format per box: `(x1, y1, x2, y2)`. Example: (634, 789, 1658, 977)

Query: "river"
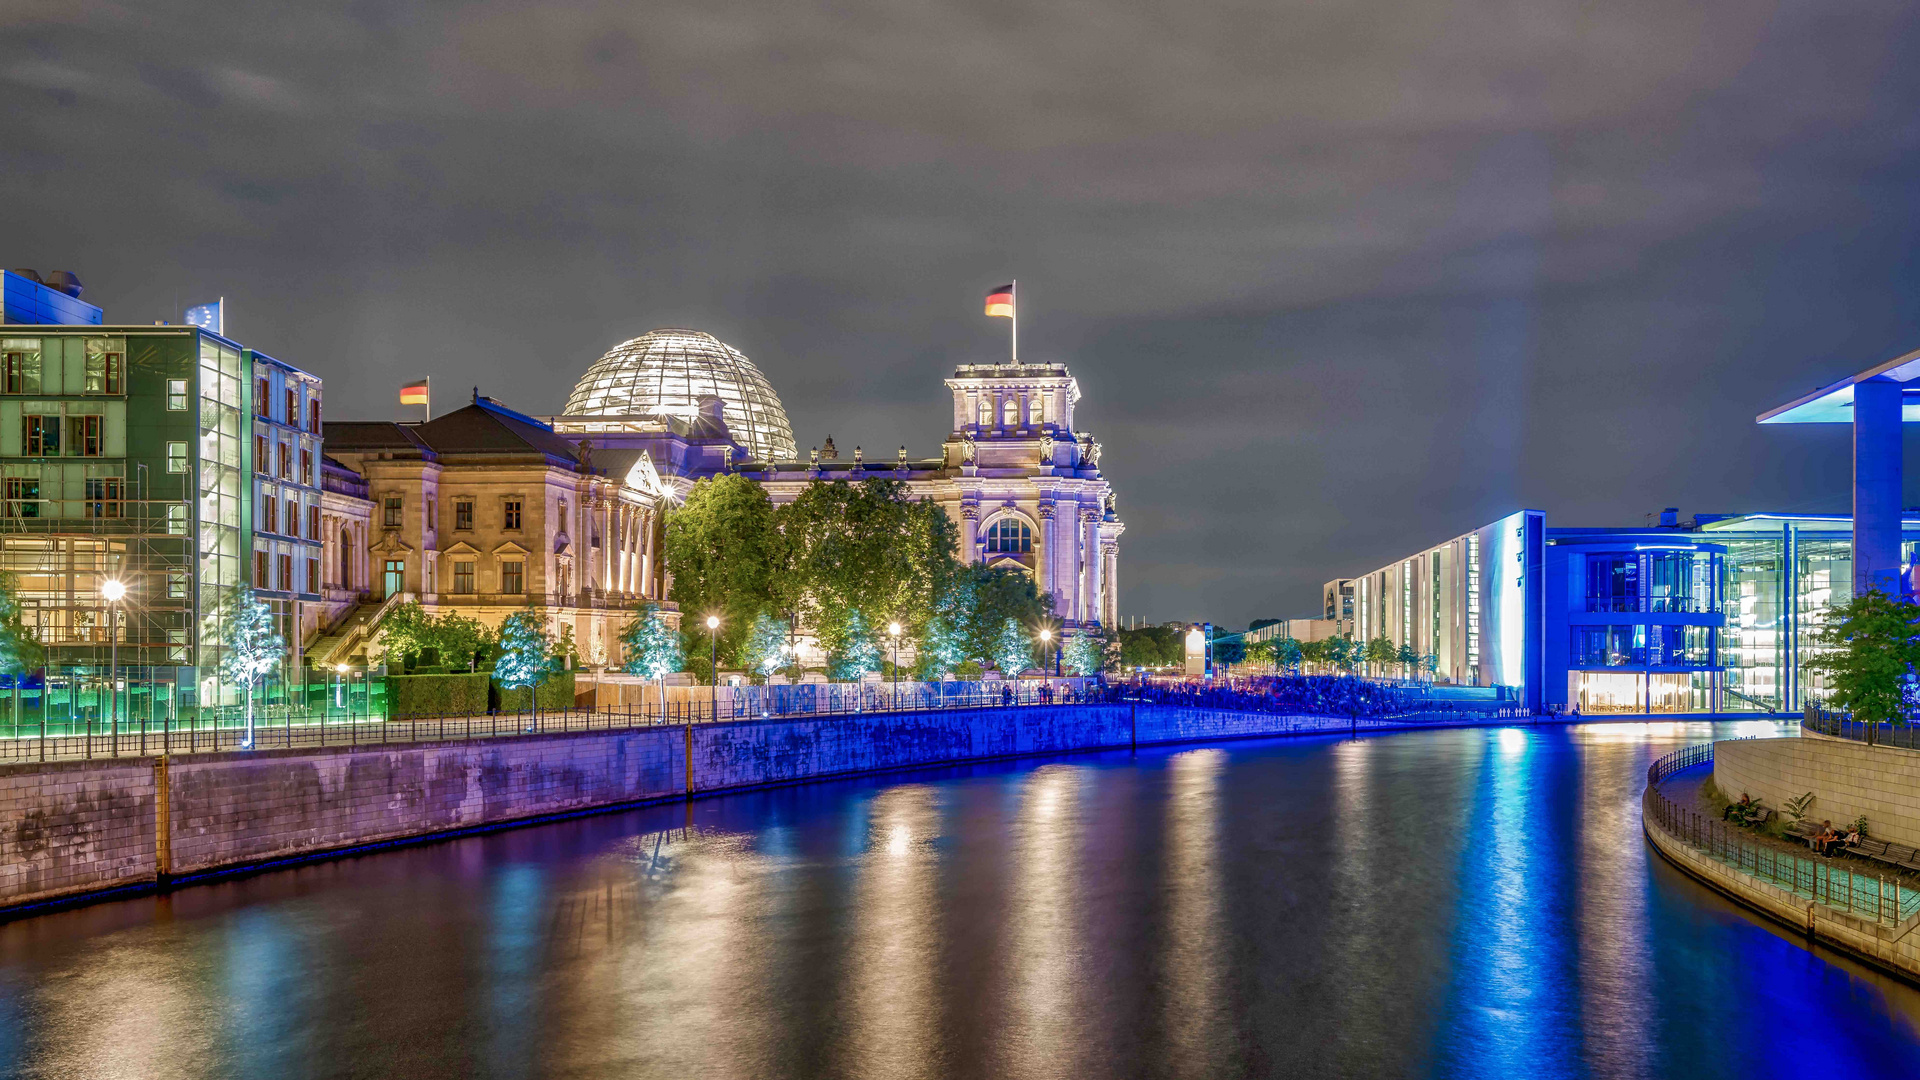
(2, 720, 1917, 1078)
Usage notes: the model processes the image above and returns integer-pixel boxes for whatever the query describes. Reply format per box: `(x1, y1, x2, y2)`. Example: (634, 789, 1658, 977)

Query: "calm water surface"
(3, 721, 1919, 1079)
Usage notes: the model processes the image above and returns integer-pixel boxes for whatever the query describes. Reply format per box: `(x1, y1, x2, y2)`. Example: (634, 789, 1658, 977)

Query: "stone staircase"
(307, 591, 413, 668)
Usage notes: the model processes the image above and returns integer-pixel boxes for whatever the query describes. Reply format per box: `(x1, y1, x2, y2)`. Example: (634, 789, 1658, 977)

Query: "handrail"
(1802, 710, 1920, 751)
(310, 590, 413, 667)
(1644, 741, 1917, 926)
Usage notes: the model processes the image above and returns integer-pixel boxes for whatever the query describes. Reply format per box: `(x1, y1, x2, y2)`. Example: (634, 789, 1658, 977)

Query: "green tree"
(664, 474, 781, 668)
(824, 608, 883, 680)
(218, 586, 285, 748)
(958, 563, 1052, 666)
(495, 608, 557, 708)
(619, 603, 683, 680)
(1803, 588, 1920, 724)
(992, 618, 1032, 676)
(432, 612, 490, 671)
(1212, 632, 1246, 667)
(1244, 637, 1276, 670)
(1062, 630, 1105, 676)
(775, 478, 961, 646)
(1274, 636, 1304, 674)
(914, 613, 967, 679)
(1364, 635, 1396, 675)
(741, 613, 792, 681)
(0, 570, 45, 679)
(1325, 634, 1358, 674)
(374, 601, 433, 665)
(1395, 642, 1420, 680)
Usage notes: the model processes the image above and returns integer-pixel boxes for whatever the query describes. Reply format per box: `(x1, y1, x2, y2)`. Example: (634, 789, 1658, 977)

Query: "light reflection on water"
(1, 722, 1918, 1079)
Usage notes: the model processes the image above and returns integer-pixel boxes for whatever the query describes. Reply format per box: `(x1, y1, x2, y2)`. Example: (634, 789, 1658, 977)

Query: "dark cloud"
(6, 0, 1920, 626)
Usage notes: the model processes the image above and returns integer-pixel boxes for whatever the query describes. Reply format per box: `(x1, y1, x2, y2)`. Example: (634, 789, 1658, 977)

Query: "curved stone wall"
(1715, 733, 1920, 847)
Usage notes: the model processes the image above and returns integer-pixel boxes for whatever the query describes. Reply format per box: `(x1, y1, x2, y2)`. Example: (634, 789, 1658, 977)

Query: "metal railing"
(1802, 710, 1920, 751)
(0, 674, 1553, 764)
(1644, 743, 1920, 926)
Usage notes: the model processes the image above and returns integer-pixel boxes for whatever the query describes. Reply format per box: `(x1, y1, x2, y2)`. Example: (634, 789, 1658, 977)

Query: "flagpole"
(1011, 279, 1018, 364)
(425, 375, 431, 422)
(217, 297, 225, 337)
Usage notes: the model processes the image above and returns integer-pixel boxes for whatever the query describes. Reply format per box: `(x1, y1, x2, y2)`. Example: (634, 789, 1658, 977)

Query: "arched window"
(977, 397, 991, 427)
(985, 518, 1032, 554)
(1002, 397, 1018, 427)
(1029, 396, 1043, 425)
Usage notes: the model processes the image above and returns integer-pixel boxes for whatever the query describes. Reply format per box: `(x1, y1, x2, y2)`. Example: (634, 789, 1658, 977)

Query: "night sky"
(8, 1, 1920, 628)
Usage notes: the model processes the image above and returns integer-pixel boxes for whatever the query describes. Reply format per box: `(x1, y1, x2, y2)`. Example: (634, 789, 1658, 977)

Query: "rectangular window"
(300, 449, 312, 486)
(455, 499, 473, 530)
(69, 415, 102, 456)
(277, 442, 290, 479)
(166, 502, 187, 534)
(5, 478, 38, 519)
(278, 553, 293, 591)
(168, 571, 188, 599)
(84, 477, 122, 519)
(167, 379, 189, 411)
(23, 415, 58, 456)
(82, 340, 124, 394)
(263, 493, 277, 533)
(502, 499, 522, 530)
(255, 379, 270, 418)
(255, 550, 270, 588)
(501, 560, 524, 594)
(168, 442, 188, 473)
(285, 388, 297, 424)
(307, 557, 319, 594)
(383, 495, 401, 528)
(307, 504, 320, 539)
(308, 398, 320, 431)
(454, 561, 475, 594)
(426, 499, 436, 532)
(2, 341, 42, 395)
(284, 499, 298, 536)
(254, 434, 268, 472)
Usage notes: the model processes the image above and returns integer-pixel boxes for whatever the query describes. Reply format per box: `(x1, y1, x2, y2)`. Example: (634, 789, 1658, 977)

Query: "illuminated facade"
(1339, 509, 1911, 715)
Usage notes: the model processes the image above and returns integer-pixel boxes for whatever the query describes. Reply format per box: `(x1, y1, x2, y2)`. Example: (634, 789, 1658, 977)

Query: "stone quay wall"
(1643, 783, 1920, 983)
(1715, 733, 1920, 848)
(1, 703, 1399, 915)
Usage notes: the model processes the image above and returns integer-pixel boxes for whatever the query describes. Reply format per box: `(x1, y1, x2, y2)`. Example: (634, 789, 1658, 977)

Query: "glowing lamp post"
(102, 579, 125, 753)
(706, 615, 720, 720)
(335, 662, 349, 713)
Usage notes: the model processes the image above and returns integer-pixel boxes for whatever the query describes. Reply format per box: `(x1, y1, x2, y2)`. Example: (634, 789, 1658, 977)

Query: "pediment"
(442, 540, 482, 556)
(491, 540, 531, 556)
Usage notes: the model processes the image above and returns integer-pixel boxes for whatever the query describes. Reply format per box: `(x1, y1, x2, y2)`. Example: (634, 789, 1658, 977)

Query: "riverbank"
(7, 701, 1492, 919)
(1643, 756, 1920, 985)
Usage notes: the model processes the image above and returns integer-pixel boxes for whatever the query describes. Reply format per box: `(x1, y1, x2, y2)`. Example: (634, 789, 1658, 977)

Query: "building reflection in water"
(1575, 729, 1653, 1079)
(842, 784, 944, 1079)
(995, 764, 1088, 1079)
(1162, 749, 1226, 1077)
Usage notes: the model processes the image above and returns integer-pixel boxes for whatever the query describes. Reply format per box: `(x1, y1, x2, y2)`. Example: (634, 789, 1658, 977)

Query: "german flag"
(399, 379, 428, 405)
(984, 283, 1014, 318)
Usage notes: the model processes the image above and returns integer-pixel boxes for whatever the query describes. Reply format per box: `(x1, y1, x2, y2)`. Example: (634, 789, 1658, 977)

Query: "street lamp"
(706, 615, 720, 720)
(102, 579, 125, 754)
(335, 662, 349, 712)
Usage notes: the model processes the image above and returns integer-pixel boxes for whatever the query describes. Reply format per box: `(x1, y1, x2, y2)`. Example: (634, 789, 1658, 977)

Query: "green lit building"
(0, 285, 320, 723)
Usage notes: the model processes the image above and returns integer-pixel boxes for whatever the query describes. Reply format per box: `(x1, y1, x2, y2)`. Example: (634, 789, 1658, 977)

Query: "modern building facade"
(1335, 508, 1909, 715)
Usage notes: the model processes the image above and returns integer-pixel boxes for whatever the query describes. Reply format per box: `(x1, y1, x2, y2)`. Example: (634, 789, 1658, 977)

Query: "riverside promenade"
(1644, 742, 1920, 984)
(0, 678, 1533, 919)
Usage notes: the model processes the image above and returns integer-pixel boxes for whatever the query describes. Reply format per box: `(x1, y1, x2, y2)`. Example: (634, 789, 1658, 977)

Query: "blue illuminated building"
(2, 269, 102, 326)
(1339, 509, 1903, 716)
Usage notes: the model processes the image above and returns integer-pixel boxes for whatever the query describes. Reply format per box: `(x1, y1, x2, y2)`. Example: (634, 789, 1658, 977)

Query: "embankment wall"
(1, 704, 1400, 914)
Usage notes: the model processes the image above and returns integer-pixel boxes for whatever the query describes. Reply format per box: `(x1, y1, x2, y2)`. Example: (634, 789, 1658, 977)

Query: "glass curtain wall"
(196, 336, 243, 706)
(1794, 533, 1851, 707)
(1720, 536, 1784, 711)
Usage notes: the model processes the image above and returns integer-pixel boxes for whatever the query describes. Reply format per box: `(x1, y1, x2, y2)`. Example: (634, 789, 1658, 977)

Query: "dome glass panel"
(563, 329, 796, 462)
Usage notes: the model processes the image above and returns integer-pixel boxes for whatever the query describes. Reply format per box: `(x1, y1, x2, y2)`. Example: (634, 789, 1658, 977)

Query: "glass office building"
(1340, 510, 1898, 715)
(0, 322, 313, 725)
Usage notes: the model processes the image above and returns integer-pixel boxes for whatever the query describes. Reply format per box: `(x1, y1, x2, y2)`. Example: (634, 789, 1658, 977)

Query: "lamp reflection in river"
(844, 785, 942, 1077)
(1164, 749, 1227, 1076)
(997, 764, 1088, 1079)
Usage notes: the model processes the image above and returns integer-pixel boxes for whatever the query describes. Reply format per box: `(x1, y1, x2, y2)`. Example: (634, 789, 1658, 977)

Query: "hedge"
(385, 672, 490, 719)
(492, 671, 576, 713)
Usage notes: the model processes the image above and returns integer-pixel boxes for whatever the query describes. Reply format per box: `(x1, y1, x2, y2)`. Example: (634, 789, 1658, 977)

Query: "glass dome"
(563, 328, 797, 463)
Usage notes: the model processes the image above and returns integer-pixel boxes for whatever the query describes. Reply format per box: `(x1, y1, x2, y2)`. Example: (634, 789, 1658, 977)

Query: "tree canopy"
(619, 603, 684, 680)
(663, 474, 781, 665)
(1803, 588, 1920, 724)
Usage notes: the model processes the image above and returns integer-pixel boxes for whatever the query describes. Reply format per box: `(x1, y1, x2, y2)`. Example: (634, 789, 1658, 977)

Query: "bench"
(1848, 837, 1920, 873)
